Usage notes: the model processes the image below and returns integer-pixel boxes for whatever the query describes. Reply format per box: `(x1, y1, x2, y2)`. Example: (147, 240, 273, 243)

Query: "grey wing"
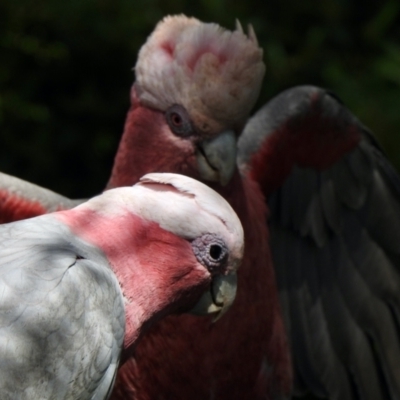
(0, 171, 85, 223)
(239, 86, 400, 400)
(0, 216, 125, 400)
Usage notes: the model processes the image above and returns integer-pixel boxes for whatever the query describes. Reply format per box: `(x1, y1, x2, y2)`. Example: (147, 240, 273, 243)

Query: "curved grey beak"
(190, 272, 237, 321)
(196, 130, 237, 186)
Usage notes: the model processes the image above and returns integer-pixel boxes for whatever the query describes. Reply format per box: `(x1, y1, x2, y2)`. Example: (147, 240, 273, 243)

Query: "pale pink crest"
(135, 15, 266, 133)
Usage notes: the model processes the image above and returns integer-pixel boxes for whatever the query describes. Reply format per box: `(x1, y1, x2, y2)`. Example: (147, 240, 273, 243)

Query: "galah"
(106, 16, 400, 400)
(1, 14, 400, 400)
(0, 172, 243, 400)
(107, 16, 290, 399)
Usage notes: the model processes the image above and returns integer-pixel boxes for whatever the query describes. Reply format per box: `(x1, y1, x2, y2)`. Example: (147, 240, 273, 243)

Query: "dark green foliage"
(1, 0, 400, 197)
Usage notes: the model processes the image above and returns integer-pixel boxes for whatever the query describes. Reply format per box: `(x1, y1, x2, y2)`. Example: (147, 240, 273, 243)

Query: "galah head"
(135, 15, 264, 136)
(108, 15, 265, 188)
(89, 173, 244, 321)
(134, 172, 244, 319)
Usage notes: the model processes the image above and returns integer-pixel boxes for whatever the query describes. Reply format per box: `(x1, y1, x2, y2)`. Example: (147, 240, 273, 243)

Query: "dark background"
(1, 0, 400, 198)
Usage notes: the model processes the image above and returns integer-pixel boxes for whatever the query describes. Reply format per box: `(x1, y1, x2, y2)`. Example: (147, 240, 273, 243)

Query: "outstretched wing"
(0, 171, 84, 223)
(238, 86, 400, 400)
(0, 215, 124, 399)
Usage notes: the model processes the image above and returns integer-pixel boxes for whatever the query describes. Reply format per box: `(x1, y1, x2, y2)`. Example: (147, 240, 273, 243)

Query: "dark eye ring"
(165, 105, 194, 137)
(191, 234, 228, 273)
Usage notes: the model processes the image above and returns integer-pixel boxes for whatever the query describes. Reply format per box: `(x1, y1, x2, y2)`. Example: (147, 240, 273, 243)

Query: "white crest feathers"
(135, 15, 265, 133)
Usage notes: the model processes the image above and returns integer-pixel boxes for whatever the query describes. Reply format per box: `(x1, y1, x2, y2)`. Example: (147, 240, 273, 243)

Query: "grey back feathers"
(0, 215, 124, 399)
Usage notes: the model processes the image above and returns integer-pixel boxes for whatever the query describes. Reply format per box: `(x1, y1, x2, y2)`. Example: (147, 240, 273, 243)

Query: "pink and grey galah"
(0, 172, 243, 399)
(107, 17, 400, 400)
(1, 14, 400, 400)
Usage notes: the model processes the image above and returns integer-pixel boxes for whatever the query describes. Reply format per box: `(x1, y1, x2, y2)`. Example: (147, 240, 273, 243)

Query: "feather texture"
(239, 85, 400, 399)
(0, 173, 244, 399)
(0, 215, 123, 399)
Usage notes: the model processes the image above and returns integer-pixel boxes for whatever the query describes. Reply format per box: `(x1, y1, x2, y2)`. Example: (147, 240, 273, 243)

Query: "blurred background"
(1, 0, 400, 197)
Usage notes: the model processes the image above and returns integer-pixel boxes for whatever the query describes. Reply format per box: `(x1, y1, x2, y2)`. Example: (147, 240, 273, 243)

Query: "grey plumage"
(0, 215, 124, 400)
(239, 85, 400, 399)
(0, 171, 84, 212)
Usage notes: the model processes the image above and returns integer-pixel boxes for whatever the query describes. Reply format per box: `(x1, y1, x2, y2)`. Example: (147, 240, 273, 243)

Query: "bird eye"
(209, 244, 222, 261)
(170, 112, 182, 127)
(192, 234, 228, 274)
(165, 105, 194, 137)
